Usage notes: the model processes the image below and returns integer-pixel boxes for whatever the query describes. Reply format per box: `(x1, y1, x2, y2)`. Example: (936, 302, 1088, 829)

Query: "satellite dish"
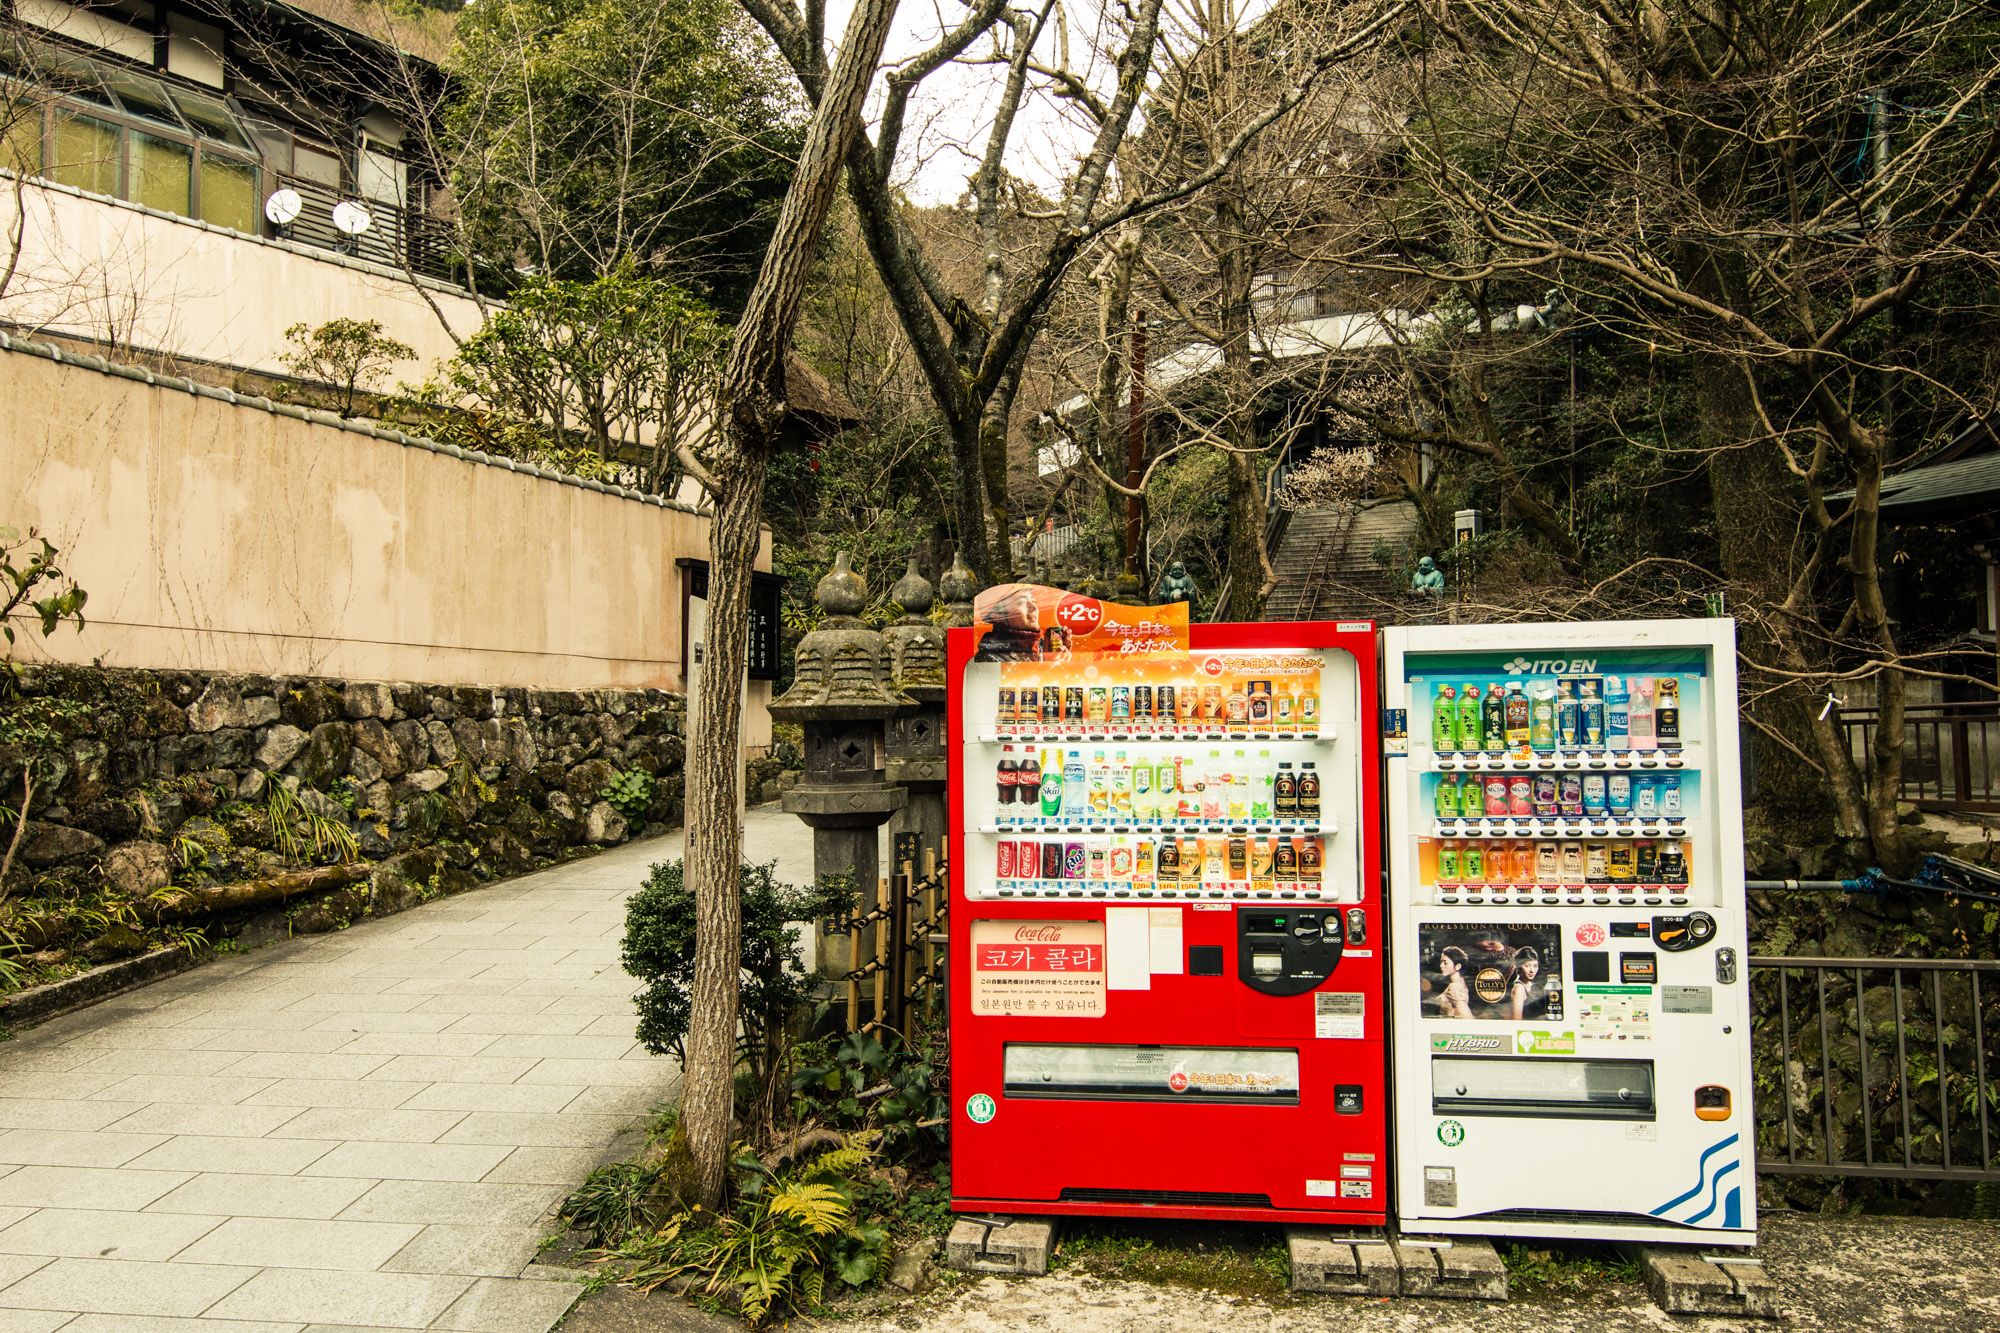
(263, 188, 302, 226)
(331, 200, 373, 236)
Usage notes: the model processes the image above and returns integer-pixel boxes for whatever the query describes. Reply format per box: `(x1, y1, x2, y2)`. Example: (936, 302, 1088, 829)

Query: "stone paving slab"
(0, 813, 815, 1333)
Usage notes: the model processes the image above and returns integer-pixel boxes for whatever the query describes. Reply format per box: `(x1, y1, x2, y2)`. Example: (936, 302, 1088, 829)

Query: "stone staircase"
(1265, 499, 1421, 622)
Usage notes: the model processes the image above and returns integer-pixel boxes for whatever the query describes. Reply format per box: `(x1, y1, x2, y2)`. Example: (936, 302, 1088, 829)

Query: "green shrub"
(601, 767, 654, 822)
(792, 1029, 948, 1158)
(621, 860, 852, 1135)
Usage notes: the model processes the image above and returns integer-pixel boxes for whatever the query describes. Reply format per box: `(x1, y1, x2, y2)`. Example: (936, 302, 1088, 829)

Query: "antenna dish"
(331, 200, 373, 236)
(262, 188, 302, 226)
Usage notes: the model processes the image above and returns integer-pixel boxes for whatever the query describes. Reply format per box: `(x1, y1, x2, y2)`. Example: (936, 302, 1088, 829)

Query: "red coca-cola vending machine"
(947, 588, 1385, 1224)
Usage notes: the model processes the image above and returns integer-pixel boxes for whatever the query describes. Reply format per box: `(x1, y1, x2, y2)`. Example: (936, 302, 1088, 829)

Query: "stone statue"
(1412, 555, 1445, 598)
(1154, 560, 1199, 606)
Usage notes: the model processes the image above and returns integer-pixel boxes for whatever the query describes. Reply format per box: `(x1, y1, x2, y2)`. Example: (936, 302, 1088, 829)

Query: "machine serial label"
(1424, 1166, 1457, 1207)
(1315, 992, 1366, 1039)
(1305, 1179, 1339, 1197)
(1662, 985, 1712, 1014)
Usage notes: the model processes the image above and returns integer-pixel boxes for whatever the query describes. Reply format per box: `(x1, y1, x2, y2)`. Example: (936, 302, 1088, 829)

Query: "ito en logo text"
(1503, 656, 1598, 675)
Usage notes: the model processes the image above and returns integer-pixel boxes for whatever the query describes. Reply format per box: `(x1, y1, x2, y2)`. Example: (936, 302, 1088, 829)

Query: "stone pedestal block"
(1390, 1236, 1509, 1300)
(1627, 1245, 1780, 1318)
(944, 1218, 1055, 1276)
(1285, 1226, 1399, 1295)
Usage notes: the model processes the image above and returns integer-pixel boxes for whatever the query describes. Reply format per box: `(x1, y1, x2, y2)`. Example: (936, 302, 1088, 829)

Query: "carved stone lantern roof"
(882, 554, 946, 704)
(939, 550, 979, 629)
(769, 551, 913, 723)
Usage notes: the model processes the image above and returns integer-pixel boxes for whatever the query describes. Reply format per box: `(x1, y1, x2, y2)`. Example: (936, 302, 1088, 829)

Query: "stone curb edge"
(0, 942, 212, 1031)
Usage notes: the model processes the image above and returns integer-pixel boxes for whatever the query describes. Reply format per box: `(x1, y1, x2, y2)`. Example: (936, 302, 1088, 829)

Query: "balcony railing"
(267, 174, 458, 286)
(1837, 703, 2000, 813)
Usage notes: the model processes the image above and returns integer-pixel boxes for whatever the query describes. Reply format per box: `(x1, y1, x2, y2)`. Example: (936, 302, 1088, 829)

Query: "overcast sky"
(819, 0, 1138, 204)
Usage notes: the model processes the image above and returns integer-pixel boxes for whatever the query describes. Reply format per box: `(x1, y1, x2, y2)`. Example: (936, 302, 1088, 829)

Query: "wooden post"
(847, 910, 862, 1032)
(923, 845, 938, 993)
(872, 875, 889, 1031)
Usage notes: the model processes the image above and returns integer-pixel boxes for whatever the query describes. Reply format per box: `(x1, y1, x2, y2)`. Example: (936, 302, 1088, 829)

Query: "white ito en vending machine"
(1382, 619, 1754, 1245)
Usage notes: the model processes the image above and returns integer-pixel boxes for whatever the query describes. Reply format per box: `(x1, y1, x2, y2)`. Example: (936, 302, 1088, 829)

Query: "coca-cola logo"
(1055, 594, 1103, 634)
(1014, 925, 1064, 942)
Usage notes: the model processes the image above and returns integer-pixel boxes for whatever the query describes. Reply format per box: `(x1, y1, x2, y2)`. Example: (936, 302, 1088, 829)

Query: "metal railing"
(267, 173, 458, 285)
(1837, 704, 2000, 813)
(1751, 955, 2000, 1182)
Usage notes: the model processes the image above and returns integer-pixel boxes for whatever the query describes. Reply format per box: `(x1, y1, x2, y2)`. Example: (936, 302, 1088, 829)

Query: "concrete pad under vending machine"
(1387, 1235, 1510, 1300)
(1283, 1226, 1398, 1295)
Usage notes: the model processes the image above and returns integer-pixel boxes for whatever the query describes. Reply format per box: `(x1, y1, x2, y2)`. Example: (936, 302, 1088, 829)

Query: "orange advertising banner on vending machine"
(970, 584, 1189, 660)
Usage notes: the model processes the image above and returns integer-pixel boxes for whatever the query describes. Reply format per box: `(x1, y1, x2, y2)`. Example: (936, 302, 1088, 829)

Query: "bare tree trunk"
(681, 0, 903, 1212)
(1215, 191, 1269, 622)
(1676, 238, 1849, 844)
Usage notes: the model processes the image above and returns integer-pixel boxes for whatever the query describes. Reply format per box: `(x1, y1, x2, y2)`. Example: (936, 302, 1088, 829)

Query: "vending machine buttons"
(1694, 1085, 1732, 1121)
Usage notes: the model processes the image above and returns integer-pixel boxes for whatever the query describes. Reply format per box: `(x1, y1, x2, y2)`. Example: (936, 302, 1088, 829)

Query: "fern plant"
(617, 1134, 889, 1327)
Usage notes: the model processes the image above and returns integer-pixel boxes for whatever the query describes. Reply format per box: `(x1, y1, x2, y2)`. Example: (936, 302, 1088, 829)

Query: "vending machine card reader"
(1382, 620, 1755, 1245)
(948, 615, 1387, 1224)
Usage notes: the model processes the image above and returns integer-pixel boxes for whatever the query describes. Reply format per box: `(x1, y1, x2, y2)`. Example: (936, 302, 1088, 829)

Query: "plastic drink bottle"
(1040, 748, 1063, 818)
(1433, 683, 1457, 751)
(1063, 750, 1086, 819)
(1457, 685, 1483, 753)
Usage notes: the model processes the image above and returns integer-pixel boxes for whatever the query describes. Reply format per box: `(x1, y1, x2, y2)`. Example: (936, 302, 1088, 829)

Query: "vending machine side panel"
(1382, 619, 1755, 1246)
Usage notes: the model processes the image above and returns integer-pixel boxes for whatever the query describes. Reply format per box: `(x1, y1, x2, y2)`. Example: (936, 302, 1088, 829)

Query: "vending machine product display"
(949, 603, 1386, 1223)
(1382, 619, 1753, 1244)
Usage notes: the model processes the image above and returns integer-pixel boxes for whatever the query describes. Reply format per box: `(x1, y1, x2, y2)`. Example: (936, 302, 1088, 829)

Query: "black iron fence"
(1751, 955, 2000, 1182)
(268, 174, 458, 285)
(1837, 704, 2000, 814)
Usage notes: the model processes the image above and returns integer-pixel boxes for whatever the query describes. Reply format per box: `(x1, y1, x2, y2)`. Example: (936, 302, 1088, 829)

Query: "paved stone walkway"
(0, 810, 813, 1333)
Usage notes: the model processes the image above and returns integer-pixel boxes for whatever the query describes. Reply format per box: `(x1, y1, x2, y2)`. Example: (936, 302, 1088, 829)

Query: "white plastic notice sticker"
(1315, 992, 1365, 1039)
(1105, 907, 1150, 990)
(1149, 907, 1183, 974)
(1305, 1179, 1340, 1197)
(1626, 1123, 1658, 1141)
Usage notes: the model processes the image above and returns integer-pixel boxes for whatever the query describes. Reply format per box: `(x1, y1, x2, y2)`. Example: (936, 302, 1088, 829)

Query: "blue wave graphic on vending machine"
(1650, 1134, 1742, 1227)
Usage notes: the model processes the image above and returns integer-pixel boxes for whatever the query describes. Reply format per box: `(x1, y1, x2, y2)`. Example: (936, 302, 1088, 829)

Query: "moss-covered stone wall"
(0, 664, 685, 1001)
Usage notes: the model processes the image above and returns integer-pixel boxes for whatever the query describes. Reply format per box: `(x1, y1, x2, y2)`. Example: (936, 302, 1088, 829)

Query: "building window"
(5, 53, 261, 232)
(131, 130, 191, 212)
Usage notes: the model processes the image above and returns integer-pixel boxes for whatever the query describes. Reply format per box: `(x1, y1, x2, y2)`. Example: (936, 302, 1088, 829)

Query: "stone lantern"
(940, 550, 979, 629)
(770, 552, 911, 972)
(881, 554, 947, 868)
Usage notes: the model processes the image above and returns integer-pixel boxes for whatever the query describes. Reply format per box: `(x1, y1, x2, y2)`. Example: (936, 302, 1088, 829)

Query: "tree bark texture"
(685, 0, 903, 1212)
(1675, 238, 1854, 844)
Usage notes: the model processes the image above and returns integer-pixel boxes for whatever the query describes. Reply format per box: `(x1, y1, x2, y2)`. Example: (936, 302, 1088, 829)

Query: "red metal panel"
(947, 619, 1386, 1224)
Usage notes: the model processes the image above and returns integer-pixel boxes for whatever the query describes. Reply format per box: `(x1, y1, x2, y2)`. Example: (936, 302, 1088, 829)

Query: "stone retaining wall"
(2, 664, 684, 974)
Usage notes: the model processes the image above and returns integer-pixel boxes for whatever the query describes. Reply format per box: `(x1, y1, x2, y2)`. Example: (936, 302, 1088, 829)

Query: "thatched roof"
(785, 351, 862, 428)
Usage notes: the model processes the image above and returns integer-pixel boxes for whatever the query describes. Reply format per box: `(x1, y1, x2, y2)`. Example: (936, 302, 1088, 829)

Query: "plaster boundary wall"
(0, 332, 766, 720)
